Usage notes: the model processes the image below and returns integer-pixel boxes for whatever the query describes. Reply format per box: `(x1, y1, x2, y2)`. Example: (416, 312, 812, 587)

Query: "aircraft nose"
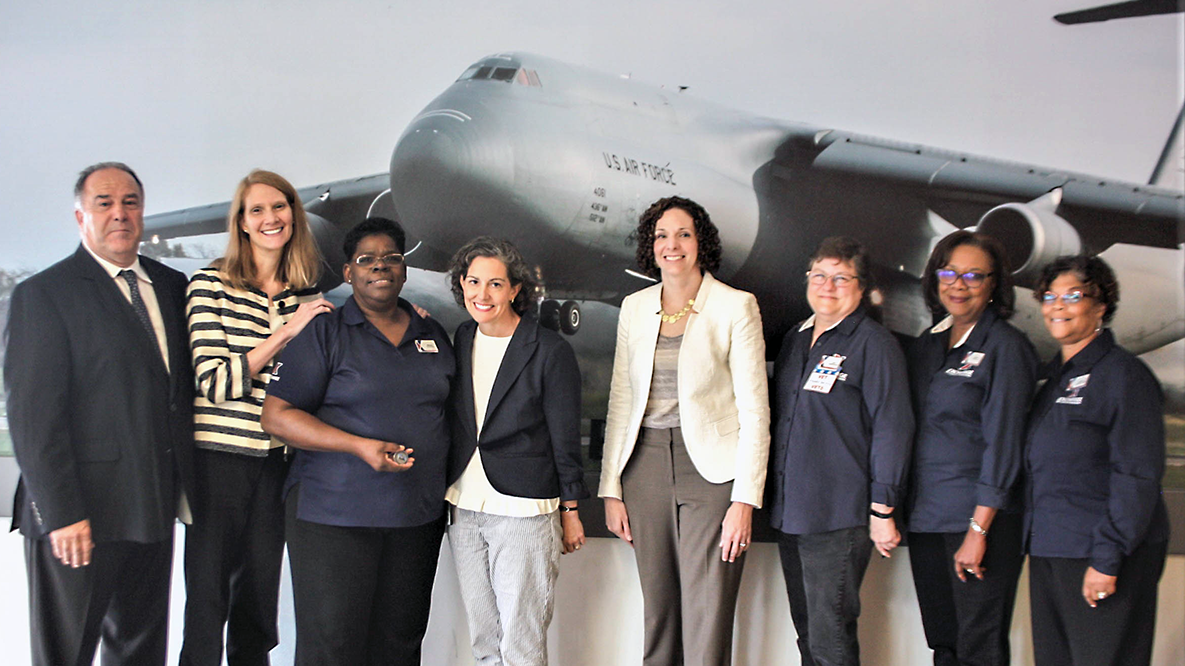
(389, 112, 514, 249)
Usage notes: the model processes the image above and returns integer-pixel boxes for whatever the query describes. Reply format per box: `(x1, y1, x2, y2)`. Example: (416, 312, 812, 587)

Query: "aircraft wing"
(144, 172, 454, 289)
(801, 129, 1184, 252)
(1054, 0, 1185, 24)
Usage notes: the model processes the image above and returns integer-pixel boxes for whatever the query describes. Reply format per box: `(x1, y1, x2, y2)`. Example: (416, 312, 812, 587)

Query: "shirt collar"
(82, 241, 151, 283)
(341, 295, 427, 337)
(799, 307, 866, 334)
(1058, 327, 1115, 373)
(930, 308, 999, 349)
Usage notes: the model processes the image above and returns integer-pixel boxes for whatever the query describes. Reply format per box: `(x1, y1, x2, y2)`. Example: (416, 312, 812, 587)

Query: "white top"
(445, 328, 560, 516)
(83, 242, 169, 371)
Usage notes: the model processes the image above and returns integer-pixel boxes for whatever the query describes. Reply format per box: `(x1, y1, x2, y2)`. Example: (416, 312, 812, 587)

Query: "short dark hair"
(447, 236, 538, 316)
(343, 217, 406, 259)
(634, 196, 722, 279)
(807, 236, 877, 312)
(922, 230, 1016, 319)
(74, 162, 143, 203)
(1033, 255, 1120, 324)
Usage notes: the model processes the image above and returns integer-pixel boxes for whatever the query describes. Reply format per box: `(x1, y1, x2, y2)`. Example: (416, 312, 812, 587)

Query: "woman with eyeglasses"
(1024, 255, 1168, 666)
(769, 236, 913, 666)
(261, 217, 455, 666)
(181, 169, 333, 666)
(905, 231, 1037, 666)
(599, 196, 769, 666)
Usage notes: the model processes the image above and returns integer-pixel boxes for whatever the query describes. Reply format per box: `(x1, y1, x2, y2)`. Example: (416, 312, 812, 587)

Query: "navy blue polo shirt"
(268, 297, 454, 529)
(770, 308, 914, 535)
(1024, 329, 1169, 576)
(907, 308, 1037, 533)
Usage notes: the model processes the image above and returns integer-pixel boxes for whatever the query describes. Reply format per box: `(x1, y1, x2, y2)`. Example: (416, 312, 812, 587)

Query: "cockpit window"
(457, 62, 541, 87)
(491, 67, 518, 82)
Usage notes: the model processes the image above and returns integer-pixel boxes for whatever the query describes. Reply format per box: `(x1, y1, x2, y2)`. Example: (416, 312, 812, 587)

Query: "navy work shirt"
(770, 308, 914, 535)
(1024, 329, 1169, 576)
(907, 309, 1037, 533)
(268, 297, 455, 529)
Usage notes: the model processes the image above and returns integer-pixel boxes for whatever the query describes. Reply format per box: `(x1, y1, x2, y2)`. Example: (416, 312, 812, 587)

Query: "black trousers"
(778, 526, 873, 666)
(25, 535, 173, 666)
(909, 512, 1025, 666)
(180, 447, 289, 666)
(1029, 539, 1167, 666)
(285, 485, 446, 666)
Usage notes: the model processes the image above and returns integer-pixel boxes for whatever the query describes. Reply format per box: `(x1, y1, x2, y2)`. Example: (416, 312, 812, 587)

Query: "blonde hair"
(217, 170, 321, 291)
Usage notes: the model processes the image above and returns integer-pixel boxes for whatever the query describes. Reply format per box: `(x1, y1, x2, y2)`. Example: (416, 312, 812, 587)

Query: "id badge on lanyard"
(804, 354, 845, 394)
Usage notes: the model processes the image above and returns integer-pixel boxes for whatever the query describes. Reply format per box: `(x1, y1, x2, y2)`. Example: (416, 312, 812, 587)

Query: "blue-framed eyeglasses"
(1041, 290, 1088, 305)
(935, 269, 993, 288)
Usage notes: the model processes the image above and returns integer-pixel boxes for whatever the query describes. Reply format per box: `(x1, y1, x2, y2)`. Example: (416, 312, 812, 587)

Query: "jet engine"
(976, 189, 1081, 288)
(307, 212, 348, 292)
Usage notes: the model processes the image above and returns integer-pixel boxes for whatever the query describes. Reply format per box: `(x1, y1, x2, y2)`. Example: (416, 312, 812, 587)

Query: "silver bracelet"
(969, 517, 988, 537)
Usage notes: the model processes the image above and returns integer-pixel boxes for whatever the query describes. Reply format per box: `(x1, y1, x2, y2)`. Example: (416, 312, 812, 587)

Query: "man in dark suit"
(4, 162, 195, 666)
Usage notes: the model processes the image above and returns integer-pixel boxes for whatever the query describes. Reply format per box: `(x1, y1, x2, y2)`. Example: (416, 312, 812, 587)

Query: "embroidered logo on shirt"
(945, 351, 985, 378)
(269, 362, 283, 381)
(414, 339, 439, 353)
(1055, 373, 1089, 405)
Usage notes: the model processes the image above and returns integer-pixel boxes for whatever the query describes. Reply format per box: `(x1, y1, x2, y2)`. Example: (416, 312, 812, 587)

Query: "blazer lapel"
(71, 248, 169, 379)
(482, 318, 539, 437)
(453, 322, 480, 442)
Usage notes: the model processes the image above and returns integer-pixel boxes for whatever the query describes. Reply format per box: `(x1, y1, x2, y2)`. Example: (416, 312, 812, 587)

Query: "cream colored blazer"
(597, 272, 770, 507)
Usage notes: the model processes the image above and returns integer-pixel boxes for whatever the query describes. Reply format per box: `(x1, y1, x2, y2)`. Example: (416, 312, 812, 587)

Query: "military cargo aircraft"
(144, 50, 1184, 358)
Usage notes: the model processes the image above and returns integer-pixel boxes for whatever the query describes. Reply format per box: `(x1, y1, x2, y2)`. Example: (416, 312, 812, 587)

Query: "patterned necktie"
(118, 269, 155, 338)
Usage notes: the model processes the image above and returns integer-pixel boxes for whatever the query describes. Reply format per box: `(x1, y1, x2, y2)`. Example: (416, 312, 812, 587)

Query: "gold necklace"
(660, 298, 695, 324)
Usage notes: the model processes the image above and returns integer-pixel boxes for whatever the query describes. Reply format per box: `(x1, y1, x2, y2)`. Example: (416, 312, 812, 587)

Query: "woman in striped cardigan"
(180, 169, 333, 666)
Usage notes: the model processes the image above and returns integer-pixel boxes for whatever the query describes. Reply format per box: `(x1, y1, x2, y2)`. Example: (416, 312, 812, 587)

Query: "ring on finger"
(1097, 591, 1107, 600)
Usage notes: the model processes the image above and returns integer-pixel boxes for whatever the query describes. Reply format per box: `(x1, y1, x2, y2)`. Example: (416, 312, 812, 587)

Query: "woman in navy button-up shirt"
(261, 218, 455, 666)
(1025, 255, 1168, 666)
(906, 231, 1037, 666)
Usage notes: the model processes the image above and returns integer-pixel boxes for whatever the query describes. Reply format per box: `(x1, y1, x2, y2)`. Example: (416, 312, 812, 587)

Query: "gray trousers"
(621, 427, 745, 666)
(449, 508, 562, 666)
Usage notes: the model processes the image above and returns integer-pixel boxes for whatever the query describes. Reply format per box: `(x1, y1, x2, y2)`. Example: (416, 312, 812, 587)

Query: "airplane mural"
(144, 51, 1185, 360)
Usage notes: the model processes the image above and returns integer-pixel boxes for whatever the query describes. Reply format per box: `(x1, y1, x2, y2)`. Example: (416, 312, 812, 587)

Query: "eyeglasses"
(935, 269, 993, 288)
(806, 272, 857, 287)
(353, 253, 405, 268)
(1041, 290, 1089, 306)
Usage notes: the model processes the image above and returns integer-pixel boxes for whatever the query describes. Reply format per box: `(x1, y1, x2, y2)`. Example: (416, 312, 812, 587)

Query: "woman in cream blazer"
(599, 196, 769, 666)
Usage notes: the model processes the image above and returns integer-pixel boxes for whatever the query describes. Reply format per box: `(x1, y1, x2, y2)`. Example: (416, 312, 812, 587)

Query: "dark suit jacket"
(5, 245, 195, 543)
(447, 317, 589, 502)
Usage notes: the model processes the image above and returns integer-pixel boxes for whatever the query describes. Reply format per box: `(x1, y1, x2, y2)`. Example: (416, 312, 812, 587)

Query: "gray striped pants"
(449, 508, 562, 666)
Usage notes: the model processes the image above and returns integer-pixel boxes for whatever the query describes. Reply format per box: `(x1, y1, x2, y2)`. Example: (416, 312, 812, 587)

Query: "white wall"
(1, 528, 1181, 665)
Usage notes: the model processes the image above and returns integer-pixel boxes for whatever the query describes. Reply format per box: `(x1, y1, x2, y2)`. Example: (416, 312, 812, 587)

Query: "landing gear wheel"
(539, 299, 561, 331)
(560, 300, 581, 335)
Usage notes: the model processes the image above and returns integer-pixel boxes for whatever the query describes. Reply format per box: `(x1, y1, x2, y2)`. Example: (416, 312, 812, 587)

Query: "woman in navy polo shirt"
(261, 217, 455, 666)
(906, 231, 1037, 666)
(769, 236, 913, 666)
(1025, 255, 1168, 666)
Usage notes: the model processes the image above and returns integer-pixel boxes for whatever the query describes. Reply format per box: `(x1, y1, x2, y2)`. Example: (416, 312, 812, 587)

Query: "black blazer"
(5, 246, 195, 543)
(447, 316, 589, 502)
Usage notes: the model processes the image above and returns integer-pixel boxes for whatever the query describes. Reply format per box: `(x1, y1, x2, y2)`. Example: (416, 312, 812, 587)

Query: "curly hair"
(1032, 255, 1120, 324)
(634, 196, 722, 279)
(447, 236, 538, 315)
(922, 230, 1016, 319)
(218, 169, 321, 291)
(343, 217, 406, 259)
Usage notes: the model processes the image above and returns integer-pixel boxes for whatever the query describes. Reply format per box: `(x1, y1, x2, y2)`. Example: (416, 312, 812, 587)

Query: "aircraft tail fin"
(1150, 105, 1185, 191)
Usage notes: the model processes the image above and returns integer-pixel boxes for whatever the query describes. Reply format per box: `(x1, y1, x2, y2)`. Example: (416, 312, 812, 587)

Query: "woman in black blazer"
(444, 236, 589, 666)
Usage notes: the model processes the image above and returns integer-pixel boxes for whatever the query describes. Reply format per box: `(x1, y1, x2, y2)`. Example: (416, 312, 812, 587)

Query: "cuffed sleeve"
(975, 333, 1037, 509)
(543, 338, 590, 502)
(864, 331, 913, 509)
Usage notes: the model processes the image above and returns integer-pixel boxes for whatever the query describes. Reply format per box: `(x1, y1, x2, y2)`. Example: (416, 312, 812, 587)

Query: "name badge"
(414, 339, 439, 354)
(945, 350, 985, 378)
(804, 354, 845, 394)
